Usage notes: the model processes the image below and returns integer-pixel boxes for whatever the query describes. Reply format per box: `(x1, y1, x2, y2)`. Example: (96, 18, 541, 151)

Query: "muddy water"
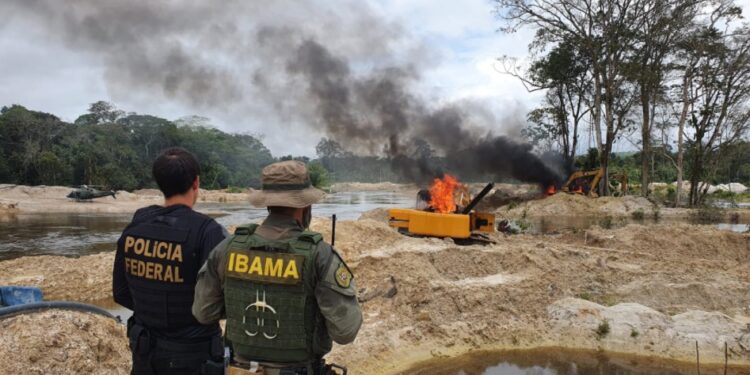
(0, 191, 413, 261)
(402, 348, 750, 375)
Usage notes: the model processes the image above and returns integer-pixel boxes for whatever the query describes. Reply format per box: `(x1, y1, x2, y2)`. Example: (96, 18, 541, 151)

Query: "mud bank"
(0, 184, 251, 214)
(0, 310, 129, 375)
(1, 212, 749, 374)
(330, 182, 416, 193)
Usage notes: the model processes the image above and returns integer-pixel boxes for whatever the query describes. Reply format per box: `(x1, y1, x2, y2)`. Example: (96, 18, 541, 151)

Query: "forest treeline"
(1, 102, 748, 193)
(0, 103, 276, 190)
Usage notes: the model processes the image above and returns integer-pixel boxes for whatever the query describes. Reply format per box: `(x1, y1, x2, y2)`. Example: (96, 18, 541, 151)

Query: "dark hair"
(152, 147, 200, 198)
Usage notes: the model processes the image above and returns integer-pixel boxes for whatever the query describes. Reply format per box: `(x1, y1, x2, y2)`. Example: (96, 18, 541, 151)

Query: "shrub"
(689, 207, 724, 223)
(596, 320, 611, 339)
(631, 209, 645, 221)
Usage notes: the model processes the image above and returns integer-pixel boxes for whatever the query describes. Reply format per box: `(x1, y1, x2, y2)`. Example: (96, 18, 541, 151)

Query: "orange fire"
(429, 174, 459, 213)
(546, 185, 557, 196)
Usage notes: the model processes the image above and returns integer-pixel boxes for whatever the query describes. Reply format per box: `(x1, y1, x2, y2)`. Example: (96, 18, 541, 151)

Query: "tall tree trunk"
(675, 72, 690, 207)
(593, 67, 604, 154)
(640, 84, 651, 197)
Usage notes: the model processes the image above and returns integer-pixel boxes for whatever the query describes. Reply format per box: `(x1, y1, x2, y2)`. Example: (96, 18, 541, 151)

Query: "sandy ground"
(2, 207, 749, 373)
(0, 184, 251, 214)
(0, 310, 129, 375)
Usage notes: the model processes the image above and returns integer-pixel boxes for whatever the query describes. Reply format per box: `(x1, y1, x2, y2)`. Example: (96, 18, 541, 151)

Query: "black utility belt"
(154, 337, 213, 353)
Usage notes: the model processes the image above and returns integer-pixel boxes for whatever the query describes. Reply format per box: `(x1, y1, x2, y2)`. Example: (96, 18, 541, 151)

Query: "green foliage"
(596, 320, 611, 339)
(630, 329, 639, 338)
(631, 209, 645, 221)
(307, 160, 331, 189)
(0, 102, 274, 190)
(577, 292, 592, 301)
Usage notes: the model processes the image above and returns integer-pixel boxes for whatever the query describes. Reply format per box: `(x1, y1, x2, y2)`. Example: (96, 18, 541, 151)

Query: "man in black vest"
(113, 147, 227, 375)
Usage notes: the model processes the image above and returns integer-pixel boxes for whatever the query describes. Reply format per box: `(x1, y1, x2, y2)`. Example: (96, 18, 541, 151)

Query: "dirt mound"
(310, 217, 405, 259)
(358, 207, 390, 223)
(0, 253, 114, 303)
(584, 223, 750, 261)
(500, 193, 656, 217)
(548, 298, 750, 362)
(0, 310, 129, 374)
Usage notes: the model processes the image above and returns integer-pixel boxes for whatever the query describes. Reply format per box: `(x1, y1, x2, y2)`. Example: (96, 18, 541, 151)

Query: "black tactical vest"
(118, 206, 212, 332)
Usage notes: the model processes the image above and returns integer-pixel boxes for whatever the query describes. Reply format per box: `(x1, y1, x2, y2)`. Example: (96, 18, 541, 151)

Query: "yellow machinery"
(561, 168, 629, 197)
(388, 183, 495, 239)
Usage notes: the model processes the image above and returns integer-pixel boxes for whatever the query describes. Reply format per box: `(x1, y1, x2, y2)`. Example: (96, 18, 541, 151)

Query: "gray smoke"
(2, 0, 565, 186)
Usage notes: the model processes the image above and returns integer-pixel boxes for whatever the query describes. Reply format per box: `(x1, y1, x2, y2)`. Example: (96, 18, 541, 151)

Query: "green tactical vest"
(223, 223, 331, 363)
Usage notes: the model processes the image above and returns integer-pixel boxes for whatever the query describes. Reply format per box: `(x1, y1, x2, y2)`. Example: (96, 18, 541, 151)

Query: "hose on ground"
(0, 301, 117, 321)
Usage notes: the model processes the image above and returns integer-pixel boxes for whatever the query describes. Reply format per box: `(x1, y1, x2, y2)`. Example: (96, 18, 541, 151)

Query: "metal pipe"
(462, 182, 494, 214)
(0, 301, 117, 321)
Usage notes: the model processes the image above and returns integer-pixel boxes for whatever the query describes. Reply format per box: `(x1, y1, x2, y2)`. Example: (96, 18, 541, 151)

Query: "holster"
(127, 316, 152, 356)
(201, 336, 227, 375)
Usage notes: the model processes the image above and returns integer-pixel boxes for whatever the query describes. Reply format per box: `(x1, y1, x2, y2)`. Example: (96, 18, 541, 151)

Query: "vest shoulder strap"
(233, 223, 259, 235)
(297, 231, 322, 244)
(229, 223, 259, 246)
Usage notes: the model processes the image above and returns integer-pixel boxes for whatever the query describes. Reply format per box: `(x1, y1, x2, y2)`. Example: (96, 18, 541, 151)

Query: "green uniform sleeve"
(192, 237, 230, 324)
(314, 243, 363, 344)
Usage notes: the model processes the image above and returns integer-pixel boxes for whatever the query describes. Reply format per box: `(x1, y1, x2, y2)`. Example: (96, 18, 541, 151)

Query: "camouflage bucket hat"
(248, 160, 326, 208)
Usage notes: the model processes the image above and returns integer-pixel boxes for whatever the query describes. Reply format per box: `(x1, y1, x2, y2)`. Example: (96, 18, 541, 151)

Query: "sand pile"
(0, 310, 129, 374)
(0, 253, 114, 303)
(309, 217, 406, 259)
(499, 193, 656, 217)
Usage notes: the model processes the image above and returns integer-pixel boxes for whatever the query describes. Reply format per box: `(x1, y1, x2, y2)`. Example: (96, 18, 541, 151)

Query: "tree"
(75, 101, 125, 125)
(681, 20, 750, 205)
(496, 0, 651, 195)
(624, 0, 700, 196)
(509, 39, 591, 162)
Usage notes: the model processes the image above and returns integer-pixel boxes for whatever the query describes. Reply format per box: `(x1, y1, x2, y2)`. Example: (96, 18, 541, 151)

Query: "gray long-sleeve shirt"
(192, 213, 362, 345)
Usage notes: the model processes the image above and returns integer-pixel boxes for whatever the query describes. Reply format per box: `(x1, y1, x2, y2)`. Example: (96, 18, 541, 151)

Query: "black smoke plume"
(2, 0, 566, 186)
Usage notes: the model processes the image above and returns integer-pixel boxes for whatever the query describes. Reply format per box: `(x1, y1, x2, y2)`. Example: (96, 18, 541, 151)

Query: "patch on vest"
(335, 263, 352, 288)
(123, 235, 184, 283)
(226, 250, 304, 285)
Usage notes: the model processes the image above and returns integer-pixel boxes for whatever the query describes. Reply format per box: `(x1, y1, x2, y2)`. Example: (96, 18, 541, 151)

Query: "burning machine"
(388, 181, 495, 239)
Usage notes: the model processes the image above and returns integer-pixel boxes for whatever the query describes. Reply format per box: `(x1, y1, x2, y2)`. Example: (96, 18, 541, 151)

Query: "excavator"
(560, 167, 629, 197)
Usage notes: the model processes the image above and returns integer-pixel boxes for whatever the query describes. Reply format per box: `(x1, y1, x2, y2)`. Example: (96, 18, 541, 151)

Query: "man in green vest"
(192, 160, 362, 375)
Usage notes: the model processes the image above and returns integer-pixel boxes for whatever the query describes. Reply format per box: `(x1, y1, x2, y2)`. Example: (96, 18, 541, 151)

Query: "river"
(0, 191, 413, 261)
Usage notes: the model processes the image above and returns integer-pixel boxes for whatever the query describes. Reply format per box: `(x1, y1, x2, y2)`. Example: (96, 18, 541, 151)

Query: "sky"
(0, 0, 748, 157)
